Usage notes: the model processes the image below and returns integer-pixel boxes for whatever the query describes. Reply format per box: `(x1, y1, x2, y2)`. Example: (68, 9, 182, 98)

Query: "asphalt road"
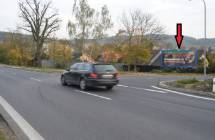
(0, 65, 215, 140)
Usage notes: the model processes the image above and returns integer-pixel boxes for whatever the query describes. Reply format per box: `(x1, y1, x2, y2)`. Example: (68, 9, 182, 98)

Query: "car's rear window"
(93, 65, 116, 73)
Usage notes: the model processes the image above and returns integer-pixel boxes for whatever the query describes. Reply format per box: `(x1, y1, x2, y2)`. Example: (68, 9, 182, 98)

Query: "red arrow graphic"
(175, 23, 184, 49)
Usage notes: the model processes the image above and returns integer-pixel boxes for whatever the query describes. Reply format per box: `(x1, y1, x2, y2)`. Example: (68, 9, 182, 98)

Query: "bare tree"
(120, 11, 138, 47)
(120, 12, 137, 71)
(120, 9, 164, 45)
(93, 5, 113, 39)
(134, 9, 164, 42)
(68, 0, 95, 57)
(19, 0, 60, 66)
(89, 5, 113, 58)
(113, 29, 127, 48)
(120, 9, 164, 71)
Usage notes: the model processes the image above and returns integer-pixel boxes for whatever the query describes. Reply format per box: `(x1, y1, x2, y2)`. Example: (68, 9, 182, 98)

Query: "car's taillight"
(115, 73, 119, 79)
(89, 73, 98, 78)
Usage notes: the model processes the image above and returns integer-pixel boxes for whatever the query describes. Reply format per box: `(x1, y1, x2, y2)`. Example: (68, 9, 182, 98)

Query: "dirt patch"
(0, 115, 17, 140)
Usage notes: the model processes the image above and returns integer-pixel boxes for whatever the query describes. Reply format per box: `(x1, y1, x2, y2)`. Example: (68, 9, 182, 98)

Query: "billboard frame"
(160, 49, 198, 69)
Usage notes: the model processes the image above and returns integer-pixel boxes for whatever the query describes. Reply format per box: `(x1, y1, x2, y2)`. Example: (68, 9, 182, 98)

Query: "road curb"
(0, 64, 23, 70)
(158, 80, 215, 99)
(0, 96, 45, 140)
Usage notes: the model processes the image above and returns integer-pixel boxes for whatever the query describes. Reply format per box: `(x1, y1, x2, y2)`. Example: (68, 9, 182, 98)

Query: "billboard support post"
(213, 78, 215, 93)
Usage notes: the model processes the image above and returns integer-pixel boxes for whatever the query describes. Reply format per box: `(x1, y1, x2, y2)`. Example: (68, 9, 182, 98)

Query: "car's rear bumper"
(86, 78, 119, 87)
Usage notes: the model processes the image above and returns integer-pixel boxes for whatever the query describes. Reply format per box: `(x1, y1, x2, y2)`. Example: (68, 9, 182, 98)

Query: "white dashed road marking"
(117, 84, 167, 93)
(30, 77, 42, 82)
(75, 90, 112, 100)
(152, 86, 215, 102)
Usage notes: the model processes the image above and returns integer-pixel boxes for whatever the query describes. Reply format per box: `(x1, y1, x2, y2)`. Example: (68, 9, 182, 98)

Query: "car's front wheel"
(61, 76, 67, 86)
(80, 79, 87, 90)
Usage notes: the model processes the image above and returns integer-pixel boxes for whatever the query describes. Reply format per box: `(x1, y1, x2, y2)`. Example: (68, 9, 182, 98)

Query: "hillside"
(159, 34, 215, 48)
(1, 31, 215, 48)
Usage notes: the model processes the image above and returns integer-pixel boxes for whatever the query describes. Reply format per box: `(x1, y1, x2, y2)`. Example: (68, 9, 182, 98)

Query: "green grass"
(21, 67, 64, 73)
(177, 78, 199, 85)
(0, 64, 64, 73)
(1, 63, 215, 76)
(0, 132, 6, 140)
(171, 78, 213, 93)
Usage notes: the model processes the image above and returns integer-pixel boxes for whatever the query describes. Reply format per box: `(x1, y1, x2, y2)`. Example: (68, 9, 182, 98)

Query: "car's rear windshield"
(93, 64, 116, 73)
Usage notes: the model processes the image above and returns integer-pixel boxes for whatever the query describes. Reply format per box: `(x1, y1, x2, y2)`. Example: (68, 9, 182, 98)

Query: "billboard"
(161, 49, 198, 68)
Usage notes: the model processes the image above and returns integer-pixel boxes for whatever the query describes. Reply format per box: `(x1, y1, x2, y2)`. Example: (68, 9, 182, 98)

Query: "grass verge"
(20, 67, 64, 73)
(176, 78, 199, 85)
(168, 78, 213, 93)
(0, 132, 6, 140)
(0, 115, 17, 140)
(1, 64, 215, 76)
(0, 64, 64, 73)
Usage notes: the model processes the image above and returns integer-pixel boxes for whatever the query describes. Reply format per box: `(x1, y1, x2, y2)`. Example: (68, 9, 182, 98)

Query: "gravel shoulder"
(0, 115, 17, 140)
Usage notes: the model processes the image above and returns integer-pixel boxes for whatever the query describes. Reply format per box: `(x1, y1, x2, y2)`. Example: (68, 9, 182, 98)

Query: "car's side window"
(70, 64, 91, 71)
(83, 64, 91, 71)
(77, 64, 84, 71)
(70, 64, 78, 71)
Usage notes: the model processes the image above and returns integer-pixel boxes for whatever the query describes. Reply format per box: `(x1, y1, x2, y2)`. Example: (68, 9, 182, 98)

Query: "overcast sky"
(0, 0, 214, 39)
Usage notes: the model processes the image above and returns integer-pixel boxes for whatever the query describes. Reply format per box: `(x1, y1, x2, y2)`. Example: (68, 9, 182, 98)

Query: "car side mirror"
(66, 68, 70, 71)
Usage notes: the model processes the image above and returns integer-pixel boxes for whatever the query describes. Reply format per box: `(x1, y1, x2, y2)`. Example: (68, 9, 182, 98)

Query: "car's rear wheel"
(61, 76, 67, 86)
(106, 86, 114, 90)
(80, 79, 87, 90)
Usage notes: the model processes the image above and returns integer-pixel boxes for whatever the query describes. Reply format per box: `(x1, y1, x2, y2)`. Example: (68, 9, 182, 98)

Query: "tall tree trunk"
(33, 43, 42, 67)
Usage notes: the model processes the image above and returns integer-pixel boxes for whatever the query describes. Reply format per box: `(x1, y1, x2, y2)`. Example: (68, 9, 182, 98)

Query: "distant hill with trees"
(159, 34, 215, 48)
(1, 31, 215, 48)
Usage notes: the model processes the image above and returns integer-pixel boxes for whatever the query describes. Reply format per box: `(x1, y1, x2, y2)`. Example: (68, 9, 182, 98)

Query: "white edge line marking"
(30, 77, 42, 82)
(0, 96, 45, 140)
(75, 90, 112, 100)
(130, 87, 167, 93)
(117, 84, 129, 88)
(117, 85, 167, 93)
(152, 86, 215, 102)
